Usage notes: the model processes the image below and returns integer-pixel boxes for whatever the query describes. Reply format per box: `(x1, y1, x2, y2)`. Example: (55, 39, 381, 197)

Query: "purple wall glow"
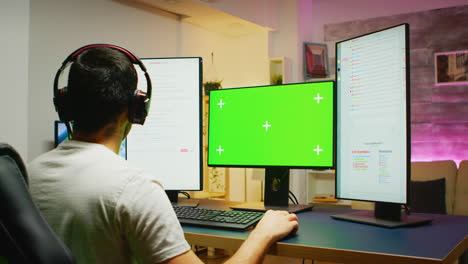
(322, 4, 468, 167)
(310, 0, 468, 43)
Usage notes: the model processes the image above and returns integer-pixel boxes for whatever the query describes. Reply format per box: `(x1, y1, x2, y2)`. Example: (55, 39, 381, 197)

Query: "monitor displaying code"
(335, 24, 409, 204)
(126, 57, 203, 191)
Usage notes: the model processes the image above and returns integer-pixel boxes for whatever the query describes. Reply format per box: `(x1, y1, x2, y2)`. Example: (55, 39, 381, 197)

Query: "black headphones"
(53, 44, 152, 125)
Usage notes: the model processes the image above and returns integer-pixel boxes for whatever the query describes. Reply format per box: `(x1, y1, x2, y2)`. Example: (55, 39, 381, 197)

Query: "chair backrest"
(411, 160, 458, 215)
(0, 143, 75, 264)
(454, 160, 468, 216)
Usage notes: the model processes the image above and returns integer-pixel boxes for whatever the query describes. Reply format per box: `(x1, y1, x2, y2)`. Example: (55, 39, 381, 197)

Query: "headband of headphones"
(53, 44, 152, 125)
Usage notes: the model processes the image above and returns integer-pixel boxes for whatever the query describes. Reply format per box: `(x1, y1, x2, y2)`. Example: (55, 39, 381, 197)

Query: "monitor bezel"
(334, 23, 410, 205)
(139, 57, 204, 191)
(54, 120, 66, 148)
(207, 80, 336, 170)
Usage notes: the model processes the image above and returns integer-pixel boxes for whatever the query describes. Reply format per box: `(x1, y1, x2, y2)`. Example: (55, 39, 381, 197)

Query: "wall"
(199, 0, 278, 30)
(0, 0, 30, 158)
(204, 0, 310, 83)
(28, 0, 180, 161)
(268, 0, 300, 83)
(180, 21, 269, 89)
(310, 0, 468, 43)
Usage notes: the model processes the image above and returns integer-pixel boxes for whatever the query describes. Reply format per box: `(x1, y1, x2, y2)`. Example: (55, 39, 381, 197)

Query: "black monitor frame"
(207, 81, 336, 212)
(333, 23, 430, 228)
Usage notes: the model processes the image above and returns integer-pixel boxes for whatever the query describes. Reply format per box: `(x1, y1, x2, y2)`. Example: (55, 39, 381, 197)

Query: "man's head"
(67, 47, 137, 134)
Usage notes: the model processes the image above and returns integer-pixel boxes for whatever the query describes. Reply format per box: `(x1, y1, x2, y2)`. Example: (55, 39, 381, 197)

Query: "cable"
(289, 195, 297, 205)
(65, 121, 73, 140)
(289, 190, 299, 205)
(402, 204, 411, 215)
(179, 191, 191, 199)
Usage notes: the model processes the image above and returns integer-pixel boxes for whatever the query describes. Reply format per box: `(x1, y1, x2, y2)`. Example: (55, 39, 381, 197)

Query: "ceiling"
(131, 0, 270, 37)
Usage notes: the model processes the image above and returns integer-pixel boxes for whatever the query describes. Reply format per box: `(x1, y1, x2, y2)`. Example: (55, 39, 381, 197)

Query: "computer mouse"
(281, 227, 298, 240)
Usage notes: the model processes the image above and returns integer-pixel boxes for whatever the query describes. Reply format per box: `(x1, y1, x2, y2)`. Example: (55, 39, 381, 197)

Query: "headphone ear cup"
(53, 87, 73, 122)
(128, 90, 150, 125)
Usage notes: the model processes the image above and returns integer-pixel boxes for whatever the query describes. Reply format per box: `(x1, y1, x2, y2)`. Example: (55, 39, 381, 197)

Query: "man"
(28, 46, 299, 264)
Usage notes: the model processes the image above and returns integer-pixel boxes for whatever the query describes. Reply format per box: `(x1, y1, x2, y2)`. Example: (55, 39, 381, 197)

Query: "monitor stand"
(166, 191, 199, 207)
(331, 202, 432, 228)
(230, 167, 313, 214)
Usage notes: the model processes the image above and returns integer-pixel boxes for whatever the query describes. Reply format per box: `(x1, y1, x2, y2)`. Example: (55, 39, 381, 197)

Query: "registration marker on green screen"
(208, 81, 335, 168)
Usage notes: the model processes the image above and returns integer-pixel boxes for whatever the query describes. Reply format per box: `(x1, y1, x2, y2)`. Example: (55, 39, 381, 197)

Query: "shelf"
(307, 169, 335, 175)
(307, 170, 336, 202)
(269, 57, 288, 84)
(305, 76, 335, 82)
(309, 199, 351, 209)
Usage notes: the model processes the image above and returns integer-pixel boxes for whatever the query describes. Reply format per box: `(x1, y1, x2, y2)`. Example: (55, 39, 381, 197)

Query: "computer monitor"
(333, 23, 430, 227)
(126, 57, 203, 202)
(208, 81, 335, 212)
(54, 120, 127, 159)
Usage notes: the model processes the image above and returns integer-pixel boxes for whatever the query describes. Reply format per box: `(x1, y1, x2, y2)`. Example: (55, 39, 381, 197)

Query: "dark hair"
(67, 47, 137, 132)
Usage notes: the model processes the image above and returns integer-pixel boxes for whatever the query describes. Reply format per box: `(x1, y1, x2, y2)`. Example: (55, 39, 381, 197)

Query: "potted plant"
(271, 74, 283, 85)
(203, 80, 222, 95)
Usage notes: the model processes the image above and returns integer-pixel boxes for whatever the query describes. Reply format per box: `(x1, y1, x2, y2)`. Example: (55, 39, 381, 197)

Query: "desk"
(182, 199, 468, 264)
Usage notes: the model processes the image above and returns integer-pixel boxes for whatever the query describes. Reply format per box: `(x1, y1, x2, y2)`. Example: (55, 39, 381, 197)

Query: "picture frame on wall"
(435, 50, 468, 86)
(304, 42, 329, 79)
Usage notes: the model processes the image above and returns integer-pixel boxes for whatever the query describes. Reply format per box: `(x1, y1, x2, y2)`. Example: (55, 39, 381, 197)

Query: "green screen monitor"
(208, 81, 334, 168)
(208, 81, 335, 212)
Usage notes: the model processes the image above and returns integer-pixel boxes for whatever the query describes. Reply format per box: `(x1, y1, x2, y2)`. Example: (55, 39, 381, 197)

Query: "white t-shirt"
(28, 140, 190, 264)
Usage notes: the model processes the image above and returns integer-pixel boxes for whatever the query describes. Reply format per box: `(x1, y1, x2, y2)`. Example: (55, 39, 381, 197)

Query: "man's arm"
(163, 250, 203, 264)
(224, 210, 299, 264)
(165, 210, 299, 264)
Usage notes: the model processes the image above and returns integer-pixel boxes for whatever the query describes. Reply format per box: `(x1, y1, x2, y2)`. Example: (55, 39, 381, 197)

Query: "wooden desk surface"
(181, 199, 468, 264)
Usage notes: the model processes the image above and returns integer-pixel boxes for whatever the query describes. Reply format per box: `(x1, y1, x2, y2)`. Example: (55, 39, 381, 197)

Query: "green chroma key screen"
(208, 81, 335, 167)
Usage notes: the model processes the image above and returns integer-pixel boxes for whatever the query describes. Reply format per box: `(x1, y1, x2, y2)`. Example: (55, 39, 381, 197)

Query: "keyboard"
(173, 205, 264, 230)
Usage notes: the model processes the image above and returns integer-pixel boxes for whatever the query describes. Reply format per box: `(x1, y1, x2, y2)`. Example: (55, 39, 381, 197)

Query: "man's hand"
(249, 210, 299, 246)
(223, 210, 299, 264)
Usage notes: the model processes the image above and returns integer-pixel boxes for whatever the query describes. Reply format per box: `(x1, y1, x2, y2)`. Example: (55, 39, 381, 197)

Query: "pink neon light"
(412, 159, 462, 168)
(434, 50, 468, 56)
(435, 81, 468, 86)
(432, 120, 468, 124)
